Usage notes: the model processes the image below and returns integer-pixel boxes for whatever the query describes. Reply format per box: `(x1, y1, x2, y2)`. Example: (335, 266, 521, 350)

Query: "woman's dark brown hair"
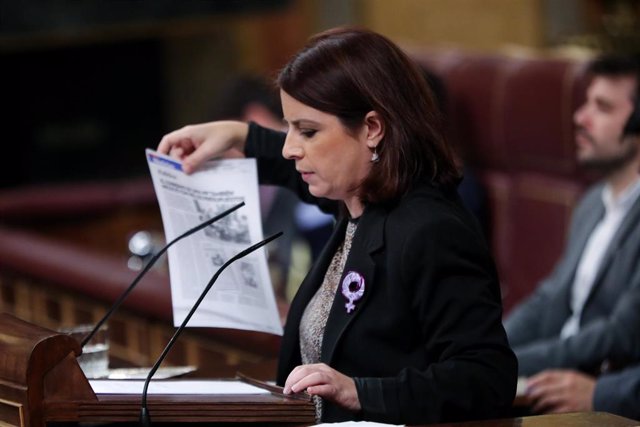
(277, 27, 460, 205)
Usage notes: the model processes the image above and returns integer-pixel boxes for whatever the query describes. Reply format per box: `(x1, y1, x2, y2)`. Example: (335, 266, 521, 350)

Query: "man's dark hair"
(588, 54, 640, 135)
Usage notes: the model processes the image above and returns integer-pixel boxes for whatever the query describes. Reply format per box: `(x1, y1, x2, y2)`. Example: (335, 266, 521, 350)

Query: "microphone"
(80, 201, 245, 348)
(139, 231, 283, 427)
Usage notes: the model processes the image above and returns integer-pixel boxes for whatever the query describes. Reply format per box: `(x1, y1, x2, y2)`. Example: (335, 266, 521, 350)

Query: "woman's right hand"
(157, 121, 249, 174)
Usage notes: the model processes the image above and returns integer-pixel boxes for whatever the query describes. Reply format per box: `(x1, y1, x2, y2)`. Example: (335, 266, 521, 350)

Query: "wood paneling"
(360, 0, 545, 51)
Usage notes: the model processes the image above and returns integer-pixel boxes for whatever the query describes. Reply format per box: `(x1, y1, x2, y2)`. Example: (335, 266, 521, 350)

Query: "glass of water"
(58, 324, 110, 379)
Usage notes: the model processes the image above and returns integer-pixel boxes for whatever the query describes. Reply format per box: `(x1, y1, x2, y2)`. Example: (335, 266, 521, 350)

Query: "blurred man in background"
(525, 362, 640, 419)
(212, 75, 334, 300)
(211, 75, 299, 299)
(505, 53, 640, 417)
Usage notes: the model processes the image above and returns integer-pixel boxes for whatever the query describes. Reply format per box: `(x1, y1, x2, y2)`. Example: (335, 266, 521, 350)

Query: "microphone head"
(129, 231, 155, 257)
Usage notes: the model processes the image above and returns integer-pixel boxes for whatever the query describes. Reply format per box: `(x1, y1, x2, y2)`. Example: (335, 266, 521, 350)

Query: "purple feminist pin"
(341, 271, 365, 314)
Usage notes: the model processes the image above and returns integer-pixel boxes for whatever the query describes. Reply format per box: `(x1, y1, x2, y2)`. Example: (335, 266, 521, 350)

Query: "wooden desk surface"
(429, 412, 639, 427)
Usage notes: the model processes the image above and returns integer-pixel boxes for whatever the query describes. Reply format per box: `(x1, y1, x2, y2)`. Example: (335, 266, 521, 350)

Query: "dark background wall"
(3, 40, 164, 186)
(0, 0, 293, 188)
(1, 0, 636, 189)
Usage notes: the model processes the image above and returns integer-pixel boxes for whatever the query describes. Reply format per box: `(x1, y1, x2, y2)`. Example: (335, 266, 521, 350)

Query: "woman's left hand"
(283, 363, 361, 412)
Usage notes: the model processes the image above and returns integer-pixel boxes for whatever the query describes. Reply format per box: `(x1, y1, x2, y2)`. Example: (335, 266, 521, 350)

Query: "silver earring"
(371, 149, 380, 163)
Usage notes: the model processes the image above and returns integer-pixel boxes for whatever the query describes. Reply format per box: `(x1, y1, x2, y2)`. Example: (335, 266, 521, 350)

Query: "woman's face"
(280, 90, 379, 215)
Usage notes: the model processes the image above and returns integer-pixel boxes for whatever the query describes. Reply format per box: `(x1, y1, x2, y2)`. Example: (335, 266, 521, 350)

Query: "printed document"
(146, 149, 282, 335)
(90, 379, 270, 395)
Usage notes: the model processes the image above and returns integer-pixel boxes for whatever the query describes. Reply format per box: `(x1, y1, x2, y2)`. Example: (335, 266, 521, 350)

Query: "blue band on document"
(148, 153, 183, 171)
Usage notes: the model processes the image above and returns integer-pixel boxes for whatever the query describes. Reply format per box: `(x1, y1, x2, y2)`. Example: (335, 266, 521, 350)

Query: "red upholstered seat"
(502, 58, 588, 176)
(504, 172, 584, 310)
(413, 50, 591, 313)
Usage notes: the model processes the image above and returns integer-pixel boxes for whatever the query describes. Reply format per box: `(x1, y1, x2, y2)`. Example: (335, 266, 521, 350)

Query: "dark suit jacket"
(594, 364, 640, 420)
(505, 182, 640, 376)
(246, 123, 517, 424)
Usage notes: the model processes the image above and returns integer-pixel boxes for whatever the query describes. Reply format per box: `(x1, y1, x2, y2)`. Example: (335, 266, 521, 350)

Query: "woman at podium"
(158, 27, 517, 425)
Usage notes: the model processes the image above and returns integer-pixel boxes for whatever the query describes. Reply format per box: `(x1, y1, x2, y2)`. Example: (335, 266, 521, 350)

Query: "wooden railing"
(0, 179, 282, 380)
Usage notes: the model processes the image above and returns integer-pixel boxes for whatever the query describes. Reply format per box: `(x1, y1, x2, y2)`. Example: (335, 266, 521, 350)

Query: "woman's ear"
(364, 111, 385, 149)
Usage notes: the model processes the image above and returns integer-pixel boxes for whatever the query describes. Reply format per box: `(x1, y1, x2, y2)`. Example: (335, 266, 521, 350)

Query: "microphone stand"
(139, 231, 283, 426)
(80, 201, 245, 348)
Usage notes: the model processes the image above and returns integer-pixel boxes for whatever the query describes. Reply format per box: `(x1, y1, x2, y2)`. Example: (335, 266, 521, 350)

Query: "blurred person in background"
(213, 75, 334, 299)
(525, 361, 640, 419)
(421, 67, 489, 236)
(211, 75, 300, 300)
(505, 53, 640, 410)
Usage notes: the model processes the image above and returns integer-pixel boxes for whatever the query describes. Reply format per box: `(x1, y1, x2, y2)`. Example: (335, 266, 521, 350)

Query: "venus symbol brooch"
(341, 271, 365, 314)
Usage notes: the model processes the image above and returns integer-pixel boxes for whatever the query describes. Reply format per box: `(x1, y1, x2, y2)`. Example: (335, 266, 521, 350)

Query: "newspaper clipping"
(146, 149, 282, 335)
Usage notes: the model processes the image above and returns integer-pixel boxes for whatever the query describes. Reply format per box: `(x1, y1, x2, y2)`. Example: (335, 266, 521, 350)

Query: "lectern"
(0, 314, 314, 426)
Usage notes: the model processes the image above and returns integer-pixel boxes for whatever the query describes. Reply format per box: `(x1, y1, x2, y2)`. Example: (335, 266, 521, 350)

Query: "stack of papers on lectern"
(90, 379, 270, 395)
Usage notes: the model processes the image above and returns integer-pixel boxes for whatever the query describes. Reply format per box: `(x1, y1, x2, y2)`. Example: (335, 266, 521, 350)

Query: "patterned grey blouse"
(299, 219, 358, 421)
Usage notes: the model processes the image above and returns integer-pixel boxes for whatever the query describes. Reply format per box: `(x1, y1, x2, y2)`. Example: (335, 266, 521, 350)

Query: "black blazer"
(246, 123, 517, 424)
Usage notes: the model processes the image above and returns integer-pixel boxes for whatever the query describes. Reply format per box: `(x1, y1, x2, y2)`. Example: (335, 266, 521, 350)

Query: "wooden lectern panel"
(0, 313, 96, 427)
(47, 393, 314, 424)
(0, 314, 314, 426)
